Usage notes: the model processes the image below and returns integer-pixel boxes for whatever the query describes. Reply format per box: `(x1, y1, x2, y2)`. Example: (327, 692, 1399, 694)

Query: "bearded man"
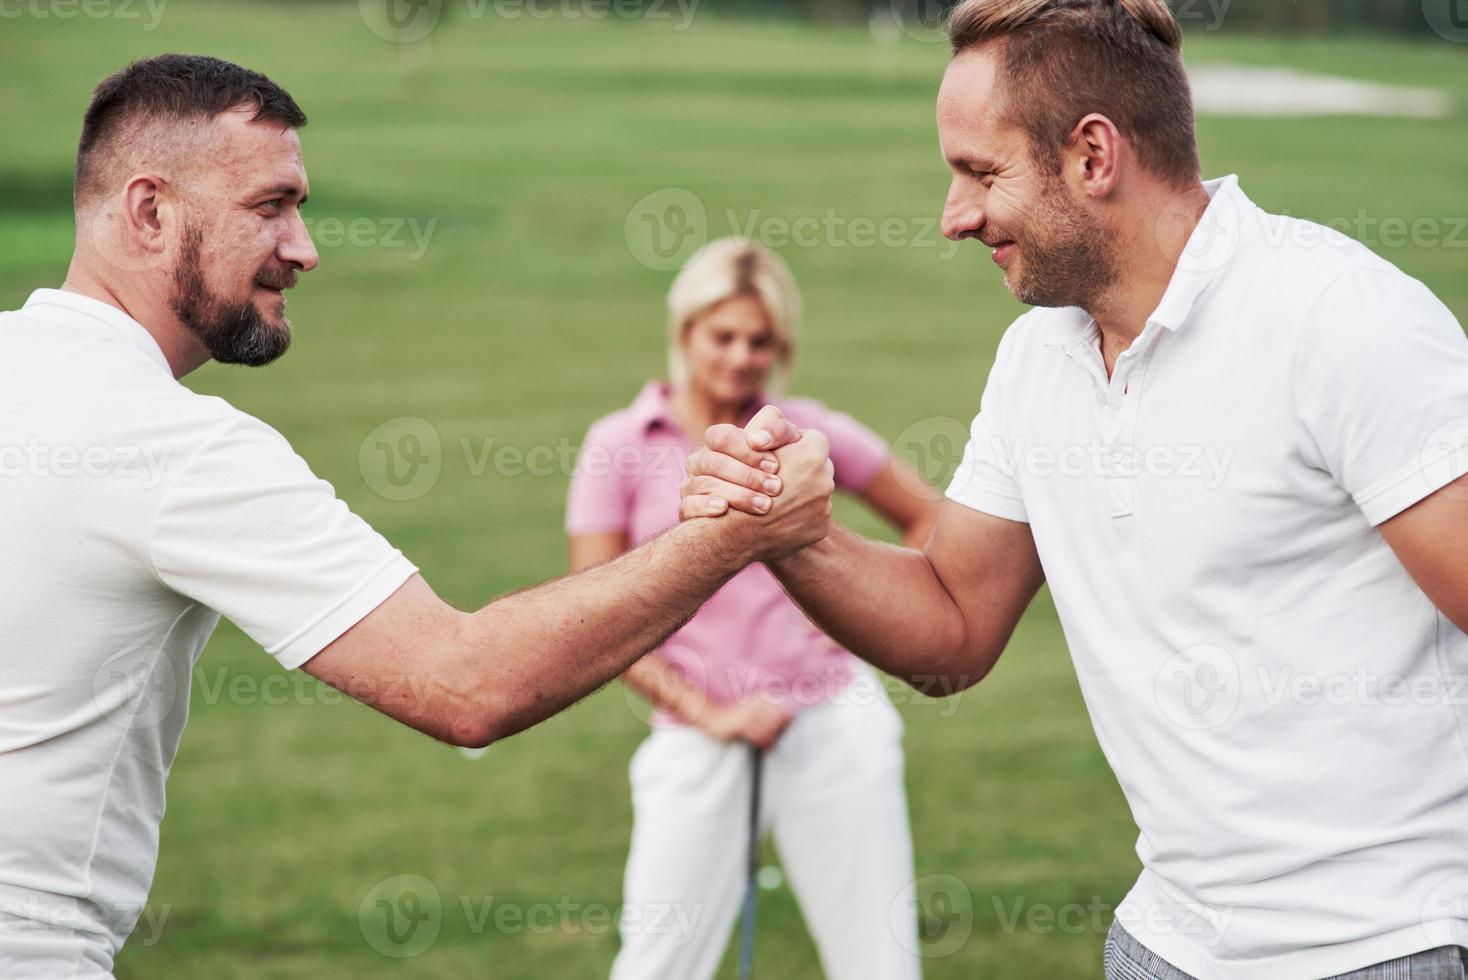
(0, 53, 831, 978)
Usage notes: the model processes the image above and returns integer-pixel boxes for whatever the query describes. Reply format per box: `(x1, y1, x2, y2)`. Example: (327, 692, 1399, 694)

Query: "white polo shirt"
(948, 176, 1468, 979)
(0, 290, 417, 979)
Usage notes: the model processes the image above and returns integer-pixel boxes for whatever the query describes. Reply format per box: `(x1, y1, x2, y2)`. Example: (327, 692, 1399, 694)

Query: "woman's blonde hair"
(666, 238, 801, 395)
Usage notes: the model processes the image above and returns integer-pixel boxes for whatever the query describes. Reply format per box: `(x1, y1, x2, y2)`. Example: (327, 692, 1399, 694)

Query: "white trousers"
(609, 677, 922, 980)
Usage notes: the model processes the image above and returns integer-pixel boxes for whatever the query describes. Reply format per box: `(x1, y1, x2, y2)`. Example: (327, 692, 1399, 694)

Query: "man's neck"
(1087, 181, 1211, 377)
(61, 259, 207, 379)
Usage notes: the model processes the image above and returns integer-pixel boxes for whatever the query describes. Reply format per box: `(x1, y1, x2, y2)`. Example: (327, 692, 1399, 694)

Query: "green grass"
(1, 5, 1465, 977)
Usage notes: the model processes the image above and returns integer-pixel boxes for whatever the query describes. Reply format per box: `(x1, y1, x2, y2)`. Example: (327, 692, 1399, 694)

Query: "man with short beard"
(0, 54, 833, 978)
(682, 0, 1468, 977)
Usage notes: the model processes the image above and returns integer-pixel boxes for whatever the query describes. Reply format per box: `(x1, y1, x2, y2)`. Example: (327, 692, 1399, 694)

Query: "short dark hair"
(947, 0, 1200, 188)
(75, 53, 307, 206)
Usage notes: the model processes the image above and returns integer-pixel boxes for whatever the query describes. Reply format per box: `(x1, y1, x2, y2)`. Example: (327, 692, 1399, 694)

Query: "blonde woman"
(567, 239, 938, 980)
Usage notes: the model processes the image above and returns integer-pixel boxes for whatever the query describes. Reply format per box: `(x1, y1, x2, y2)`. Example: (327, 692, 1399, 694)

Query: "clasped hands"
(679, 405, 834, 564)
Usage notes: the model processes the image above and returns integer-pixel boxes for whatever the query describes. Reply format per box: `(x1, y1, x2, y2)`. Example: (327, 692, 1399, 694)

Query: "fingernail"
(759, 458, 778, 474)
(753, 431, 772, 448)
(763, 478, 781, 495)
(753, 495, 771, 513)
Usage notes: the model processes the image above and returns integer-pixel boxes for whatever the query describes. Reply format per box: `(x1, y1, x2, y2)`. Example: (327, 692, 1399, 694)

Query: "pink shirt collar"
(628, 380, 767, 437)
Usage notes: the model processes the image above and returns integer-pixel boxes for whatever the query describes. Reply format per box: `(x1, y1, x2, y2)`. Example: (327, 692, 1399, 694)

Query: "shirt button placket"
(1105, 336, 1158, 520)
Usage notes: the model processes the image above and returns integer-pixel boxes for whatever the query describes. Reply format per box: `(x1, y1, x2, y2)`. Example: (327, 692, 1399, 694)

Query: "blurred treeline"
(321, 0, 1468, 38)
(691, 0, 1456, 35)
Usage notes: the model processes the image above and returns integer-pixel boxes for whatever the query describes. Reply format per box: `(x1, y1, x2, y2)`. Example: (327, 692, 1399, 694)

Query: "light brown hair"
(947, 0, 1200, 187)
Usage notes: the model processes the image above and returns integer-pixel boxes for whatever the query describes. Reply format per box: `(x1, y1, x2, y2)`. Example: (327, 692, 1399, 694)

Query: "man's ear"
(1067, 113, 1123, 199)
(121, 174, 169, 254)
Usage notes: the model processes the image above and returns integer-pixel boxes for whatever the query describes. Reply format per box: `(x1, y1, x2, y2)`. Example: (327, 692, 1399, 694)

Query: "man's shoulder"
(0, 305, 288, 480)
(1237, 206, 1456, 337)
(1243, 205, 1406, 295)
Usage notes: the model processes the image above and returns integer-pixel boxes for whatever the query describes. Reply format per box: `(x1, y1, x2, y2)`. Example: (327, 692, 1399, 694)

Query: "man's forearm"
(767, 525, 990, 694)
(456, 519, 745, 744)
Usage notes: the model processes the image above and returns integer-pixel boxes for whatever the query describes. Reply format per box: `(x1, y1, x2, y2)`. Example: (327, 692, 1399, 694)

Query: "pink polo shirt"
(567, 381, 891, 725)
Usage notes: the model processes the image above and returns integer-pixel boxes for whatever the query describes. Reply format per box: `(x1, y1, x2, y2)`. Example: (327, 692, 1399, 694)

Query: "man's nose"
(941, 178, 985, 242)
(279, 210, 319, 272)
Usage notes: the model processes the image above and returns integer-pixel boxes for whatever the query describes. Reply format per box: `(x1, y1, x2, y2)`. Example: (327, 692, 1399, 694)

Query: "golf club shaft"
(737, 744, 764, 980)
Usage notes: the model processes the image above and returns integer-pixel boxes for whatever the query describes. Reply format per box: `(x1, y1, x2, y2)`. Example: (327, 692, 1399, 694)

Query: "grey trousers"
(1104, 920, 1468, 980)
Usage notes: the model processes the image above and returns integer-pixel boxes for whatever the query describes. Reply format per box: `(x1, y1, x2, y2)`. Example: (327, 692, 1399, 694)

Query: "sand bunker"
(1189, 63, 1451, 118)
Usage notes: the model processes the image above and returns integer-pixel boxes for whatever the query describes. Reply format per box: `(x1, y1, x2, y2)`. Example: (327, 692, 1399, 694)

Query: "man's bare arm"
(765, 502, 1044, 694)
(302, 411, 831, 748)
(1379, 474, 1468, 634)
(682, 416, 1044, 693)
(303, 521, 742, 748)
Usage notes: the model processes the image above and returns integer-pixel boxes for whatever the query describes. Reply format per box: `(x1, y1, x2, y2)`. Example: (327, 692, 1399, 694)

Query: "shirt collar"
(628, 380, 678, 433)
(22, 288, 172, 374)
(1148, 173, 1251, 333)
(1038, 174, 1253, 348)
(627, 380, 766, 436)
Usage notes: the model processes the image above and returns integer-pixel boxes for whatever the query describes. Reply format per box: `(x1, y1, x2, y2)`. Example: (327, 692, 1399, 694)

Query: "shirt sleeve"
(946, 323, 1029, 523)
(1294, 265, 1468, 526)
(149, 412, 418, 671)
(816, 404, 891, 493)
(565, 415, 634, 536)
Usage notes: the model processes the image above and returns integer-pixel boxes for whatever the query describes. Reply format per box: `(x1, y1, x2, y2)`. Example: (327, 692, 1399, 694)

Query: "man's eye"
(258, 199, 283, 212)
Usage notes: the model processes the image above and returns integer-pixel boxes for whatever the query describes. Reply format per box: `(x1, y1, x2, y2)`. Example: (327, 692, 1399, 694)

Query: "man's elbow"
(439, 678, 554, 749)
(431, 621, 509, 749)
(445, 717, 500, 750)
(897, 663, 992, 699)
(895, 636, 1001, 698)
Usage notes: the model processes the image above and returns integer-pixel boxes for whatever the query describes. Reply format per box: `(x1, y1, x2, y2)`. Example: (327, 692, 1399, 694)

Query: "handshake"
(679, 405, 836, 564)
